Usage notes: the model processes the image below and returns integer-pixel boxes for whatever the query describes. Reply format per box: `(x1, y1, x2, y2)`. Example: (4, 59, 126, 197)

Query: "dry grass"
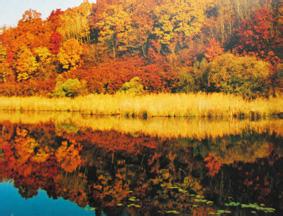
(0, 111, 282, 139)
(0, 93, 282, 118)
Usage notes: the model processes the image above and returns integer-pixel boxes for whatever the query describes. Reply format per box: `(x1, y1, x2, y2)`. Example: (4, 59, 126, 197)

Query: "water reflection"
(0, 113, 282, 215)
(0, 183, 95, 216)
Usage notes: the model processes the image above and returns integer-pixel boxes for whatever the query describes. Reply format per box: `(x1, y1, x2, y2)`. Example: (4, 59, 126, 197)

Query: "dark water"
(0, 116, 282, 216)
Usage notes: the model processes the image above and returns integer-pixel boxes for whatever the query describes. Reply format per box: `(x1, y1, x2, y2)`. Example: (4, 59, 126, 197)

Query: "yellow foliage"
(34, 47, 52, 64)
(58, 2, 92, 41)
(153, 0, 205, 47)
(0, 44, 6, 64)
(0, 44, 8, 82)
(96, 4, 132, 57)
(57, 39, 83, 70)
(14, 46, 38, 81)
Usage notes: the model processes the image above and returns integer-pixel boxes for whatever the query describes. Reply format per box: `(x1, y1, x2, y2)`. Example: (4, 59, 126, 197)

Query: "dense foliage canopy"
(0, 0, 281, 98)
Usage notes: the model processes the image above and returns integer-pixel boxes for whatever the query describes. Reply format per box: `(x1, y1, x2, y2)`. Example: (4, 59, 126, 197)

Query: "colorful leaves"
(57, 39, 83, 71)
(14, 46, 38, 81)
(55, 140, 82, 173)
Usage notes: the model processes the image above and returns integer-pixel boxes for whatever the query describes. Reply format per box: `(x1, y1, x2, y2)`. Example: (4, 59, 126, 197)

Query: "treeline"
(0, 0, 282, 98)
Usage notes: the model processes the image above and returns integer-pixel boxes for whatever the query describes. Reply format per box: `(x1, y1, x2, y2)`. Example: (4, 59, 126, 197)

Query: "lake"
(0, 112, 282, 216)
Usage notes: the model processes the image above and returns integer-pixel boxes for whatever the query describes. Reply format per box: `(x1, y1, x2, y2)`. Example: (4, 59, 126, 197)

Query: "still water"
(0, 112, 282, 216)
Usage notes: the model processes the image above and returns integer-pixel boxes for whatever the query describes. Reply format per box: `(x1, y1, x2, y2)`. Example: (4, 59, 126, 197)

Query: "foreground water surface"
(0, 112, 282, 216)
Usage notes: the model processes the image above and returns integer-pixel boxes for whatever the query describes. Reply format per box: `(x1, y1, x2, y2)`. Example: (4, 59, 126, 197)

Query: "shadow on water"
(0, 112, 282, 215)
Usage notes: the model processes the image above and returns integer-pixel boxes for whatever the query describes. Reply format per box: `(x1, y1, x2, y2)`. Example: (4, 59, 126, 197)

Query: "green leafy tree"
(118, 77, 144, 95)
(53, 77, 88, 97)
(174, 59, 209, 93)
(207, 53, 272, 98)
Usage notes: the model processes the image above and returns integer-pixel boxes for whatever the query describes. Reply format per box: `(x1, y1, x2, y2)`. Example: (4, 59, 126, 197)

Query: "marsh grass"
(0, 93, 282, 118)
(0, 111, 282, 139)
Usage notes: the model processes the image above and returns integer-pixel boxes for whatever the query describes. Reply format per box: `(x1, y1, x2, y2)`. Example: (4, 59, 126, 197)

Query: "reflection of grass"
(0, 111, 282, 139)
(0, 93, 282, 118)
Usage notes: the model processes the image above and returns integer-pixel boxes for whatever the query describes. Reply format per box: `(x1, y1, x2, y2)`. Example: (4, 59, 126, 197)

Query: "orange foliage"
(204, 153, 223, 177)
(55, 140, 82, 173)
(204, 38, 224, 62)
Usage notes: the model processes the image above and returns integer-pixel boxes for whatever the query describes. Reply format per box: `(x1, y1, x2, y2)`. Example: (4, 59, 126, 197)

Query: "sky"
(0, 0, 95, 27)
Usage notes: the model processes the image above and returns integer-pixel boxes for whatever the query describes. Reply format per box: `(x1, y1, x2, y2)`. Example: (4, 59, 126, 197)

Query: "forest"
(0, 0, 282, 99)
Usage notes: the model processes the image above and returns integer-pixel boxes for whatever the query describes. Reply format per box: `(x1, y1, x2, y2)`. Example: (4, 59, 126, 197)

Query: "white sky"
(0, 0, 95, 27)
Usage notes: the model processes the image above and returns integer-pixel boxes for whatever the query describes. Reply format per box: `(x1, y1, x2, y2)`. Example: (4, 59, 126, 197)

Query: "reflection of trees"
(0, 122, 282, 215)
(204, 154, 283, 212)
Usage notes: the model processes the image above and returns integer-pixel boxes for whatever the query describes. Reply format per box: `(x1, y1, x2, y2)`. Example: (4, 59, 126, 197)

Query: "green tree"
(207, 53, 272, 98)
(53, 77, 88, 97)
(118, 77, 144, 95)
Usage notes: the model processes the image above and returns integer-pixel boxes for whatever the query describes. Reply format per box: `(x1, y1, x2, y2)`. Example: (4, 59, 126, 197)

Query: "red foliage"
(49, 32, 62, 54)
(63, 129, 158, 155)
(69, 56, 178, 93)
(234, 7, 280, 65)
(204, 153, 222, 177)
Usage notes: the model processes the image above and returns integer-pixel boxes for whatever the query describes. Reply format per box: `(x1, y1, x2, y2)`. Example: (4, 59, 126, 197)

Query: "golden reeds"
(0, 93, 282, 118)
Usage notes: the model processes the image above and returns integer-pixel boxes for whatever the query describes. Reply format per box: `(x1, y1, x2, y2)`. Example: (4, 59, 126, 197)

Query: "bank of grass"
(0, 93, 282, 118)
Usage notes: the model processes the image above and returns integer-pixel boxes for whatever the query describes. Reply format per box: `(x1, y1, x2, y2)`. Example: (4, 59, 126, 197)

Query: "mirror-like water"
(0, 112, 282, 216)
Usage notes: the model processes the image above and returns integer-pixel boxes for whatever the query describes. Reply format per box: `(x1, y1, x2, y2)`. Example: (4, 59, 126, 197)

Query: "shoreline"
(0, 111, 282, 139)
(0, 93, 282, 119)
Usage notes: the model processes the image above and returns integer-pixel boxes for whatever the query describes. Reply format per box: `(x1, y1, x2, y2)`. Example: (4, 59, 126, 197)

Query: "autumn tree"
(234, 7, 279, 65)
(49, 32, 62, 55)
(95, 4, 132, 58)
(34, 47, 54, 79)
(0, 9, 51, 62)
(58, 2, 92, 42)
(202, 0, 269, 45)
(0, 44, 8, 82)
(47, 9, 63, 32)
(14, 46, 38, 81)
(204, 38, 224, 61)
(152, 0, 206, 53)
(129, 0, 155, 57)
(57, 39, 83, 71)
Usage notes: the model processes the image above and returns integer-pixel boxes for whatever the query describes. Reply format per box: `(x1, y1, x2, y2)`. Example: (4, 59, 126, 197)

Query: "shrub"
(174, 60, 208, 93)
(174, 72, 196, 93)
(117, 77, 144, 95)
(207, 53, 272, 98)
(53, 77, 87, 97)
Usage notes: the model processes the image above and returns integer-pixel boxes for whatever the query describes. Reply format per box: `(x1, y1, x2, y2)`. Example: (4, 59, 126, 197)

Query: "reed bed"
(0, 93, 282, 118)
(0, 111, 282, 139)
